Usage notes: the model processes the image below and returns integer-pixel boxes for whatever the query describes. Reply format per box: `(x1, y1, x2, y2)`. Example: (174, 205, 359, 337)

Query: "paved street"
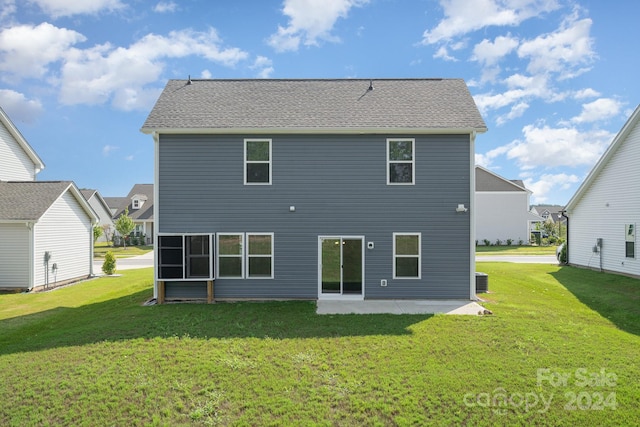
(93, 250, 154, 274)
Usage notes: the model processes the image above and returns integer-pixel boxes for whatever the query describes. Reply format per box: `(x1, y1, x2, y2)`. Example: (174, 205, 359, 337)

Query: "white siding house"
(475, 166, 542, 245)
(0, 108, 98, 291)
(565, 105, 640, 278)
(81, 189, 114, 243)
(0, 181, 98, 291)
(0, 107, 44, 181)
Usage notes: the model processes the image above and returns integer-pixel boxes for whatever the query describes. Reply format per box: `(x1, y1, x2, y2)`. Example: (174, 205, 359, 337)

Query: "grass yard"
(1, 265, 639, 426)
(476, 244, 558, 255)
(94, 242, 154, 258)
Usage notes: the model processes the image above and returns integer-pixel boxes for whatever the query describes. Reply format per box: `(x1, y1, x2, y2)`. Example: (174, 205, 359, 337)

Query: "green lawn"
(1, 265, 638, 425)
(476, 244, 558, 255)
(94, 242, 154, 258)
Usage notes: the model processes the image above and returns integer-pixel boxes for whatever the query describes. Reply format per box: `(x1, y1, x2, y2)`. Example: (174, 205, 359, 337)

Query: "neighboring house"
(530, 205, 567, 224)
(104, 197, 127, 216)
(0, 107, 45, 181)
(0, 181, 98, 291)
(564, 105, 640, 278)
(141, 78, 487, 303)
(112, 184, 154, 244)
(0, 107, 97, 292)
(81, 189, 114, 243)
(475, 166, 542, 245)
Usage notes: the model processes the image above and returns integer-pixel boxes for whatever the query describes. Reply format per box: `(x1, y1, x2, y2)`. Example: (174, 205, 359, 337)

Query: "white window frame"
(156, 233, 214, 281)
(393, 232, 421, 279)
(244, 139, 272, 185)
(625, 224, 636, 259)
(246, 233, 275, 279)
(132, 199, 140, 209)
(217, 233, 245, 278)
(387, 138, 415, 185)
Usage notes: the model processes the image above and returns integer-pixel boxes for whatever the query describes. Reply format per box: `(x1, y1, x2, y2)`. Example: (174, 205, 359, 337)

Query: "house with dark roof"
(475, 166, 543, 245)
(81, 189, 114, 243)
(141, 78, 487, 303)
(564, 104, 640, 277)
(112, 184, 154, 244)
(1, 107, 97, 291)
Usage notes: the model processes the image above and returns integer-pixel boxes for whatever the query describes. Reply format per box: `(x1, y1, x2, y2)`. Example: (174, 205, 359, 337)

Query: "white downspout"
(153, 131, 160, 299)
(469, 131, 477, 300)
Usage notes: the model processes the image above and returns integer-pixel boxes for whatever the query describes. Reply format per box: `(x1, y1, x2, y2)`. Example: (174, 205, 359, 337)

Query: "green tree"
(102, 251, 116, 275)
(114, 208, 135, 249)
(93, 225, 103, 242)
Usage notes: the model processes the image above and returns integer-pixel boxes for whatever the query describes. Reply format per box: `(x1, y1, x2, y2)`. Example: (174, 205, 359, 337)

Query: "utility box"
(475, 272, 489, 293)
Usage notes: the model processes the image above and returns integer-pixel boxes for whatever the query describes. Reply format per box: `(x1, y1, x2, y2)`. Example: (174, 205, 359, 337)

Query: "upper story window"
(245, 139, 272, 185)
(132, 199, 140, 209)
(387, 138, 414, 185)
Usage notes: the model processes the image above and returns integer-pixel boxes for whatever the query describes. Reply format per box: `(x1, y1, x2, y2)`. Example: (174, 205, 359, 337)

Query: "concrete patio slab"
(316, 299, 486, 315)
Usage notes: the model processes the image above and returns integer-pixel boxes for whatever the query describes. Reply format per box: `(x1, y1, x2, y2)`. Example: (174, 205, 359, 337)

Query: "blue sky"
(1, 0, 638, 204)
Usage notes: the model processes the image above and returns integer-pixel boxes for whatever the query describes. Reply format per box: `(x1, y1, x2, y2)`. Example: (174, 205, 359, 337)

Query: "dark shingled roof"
(141, 79, 487, 132)
(0, 181, 73, 221)
(113, 184, 153, 221)
(475, 167, 527, 192)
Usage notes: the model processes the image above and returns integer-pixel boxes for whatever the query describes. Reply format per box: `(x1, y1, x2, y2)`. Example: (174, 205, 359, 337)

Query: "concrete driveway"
(476, 255, 558, 263)
(93, 250, 154, 274)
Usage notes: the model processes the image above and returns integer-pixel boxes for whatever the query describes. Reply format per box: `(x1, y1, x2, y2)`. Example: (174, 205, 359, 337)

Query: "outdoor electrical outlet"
(381, 279, 387, 287)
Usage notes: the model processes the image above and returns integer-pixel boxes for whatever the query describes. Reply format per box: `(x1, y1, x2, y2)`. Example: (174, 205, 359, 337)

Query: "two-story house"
(141, 79, 487, 303)
(112, 184, 154, 244)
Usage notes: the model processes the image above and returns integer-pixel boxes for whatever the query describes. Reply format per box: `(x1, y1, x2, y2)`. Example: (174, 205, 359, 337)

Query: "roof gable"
(141, 79, 487, 133)
(114, 184, 154, 221)
(566, 105, 640, 210)
(0, 181, 98, 222)
(0, 107, 45, 174)
(475, 166, 528, 192)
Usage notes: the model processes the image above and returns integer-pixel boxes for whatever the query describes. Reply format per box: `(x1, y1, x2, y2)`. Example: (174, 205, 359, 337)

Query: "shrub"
(102, 251, 116, 275)
(506, 239, 513, 246)
(559, 243, 568, 264)
(483, 239, 491, 246)
(518, 239, 524, 246)
(495, 239, 503, 246)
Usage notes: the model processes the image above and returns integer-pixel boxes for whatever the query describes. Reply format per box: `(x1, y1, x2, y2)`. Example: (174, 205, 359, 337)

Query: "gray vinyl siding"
(0, 223, 30, 288)
(34, 191, 93, 287)
(0, 121, 36, 181)
(158, 134, 471, 299)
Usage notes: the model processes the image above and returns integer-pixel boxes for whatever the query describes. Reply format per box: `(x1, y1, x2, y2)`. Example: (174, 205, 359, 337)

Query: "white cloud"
(59, 28, 248, 110)
(28, 0, 125, 18)
(471, 35, 519, 66)
(268, 0, 370, 52)
(474, 73, 549, 116)
(251, 56, 274, 78)
(124, 154, 134, 161)
(0, 23, 85, 80)
(433, 46, 457, 61)
(506, 124, 614, 169)
(200, 69, 212, 79)
(0, 89, 43, 123)
(496, 102, 529, 126)
(524, 173, 580, 203)
(153, 1, 177, 13)
(102, 145, 118, 156)
(573, 88, 600, 99)
(421, 0, 559, 44)
(0, 0, 16, 21)
(517, 12, 595, 77)
(570, 98, 622, 124)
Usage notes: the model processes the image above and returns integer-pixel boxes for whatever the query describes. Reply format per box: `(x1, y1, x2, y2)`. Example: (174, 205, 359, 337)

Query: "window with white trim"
(216, 233, 274, 279)
(244, 139, 272, 184)
(217, 233, 244, 278)
(387, 138, 414, 185)
(247, 233, 274, 278)
(625, 224, 635, 258)
(157, 234, 213, 280)
(393, 233, 421, 279)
